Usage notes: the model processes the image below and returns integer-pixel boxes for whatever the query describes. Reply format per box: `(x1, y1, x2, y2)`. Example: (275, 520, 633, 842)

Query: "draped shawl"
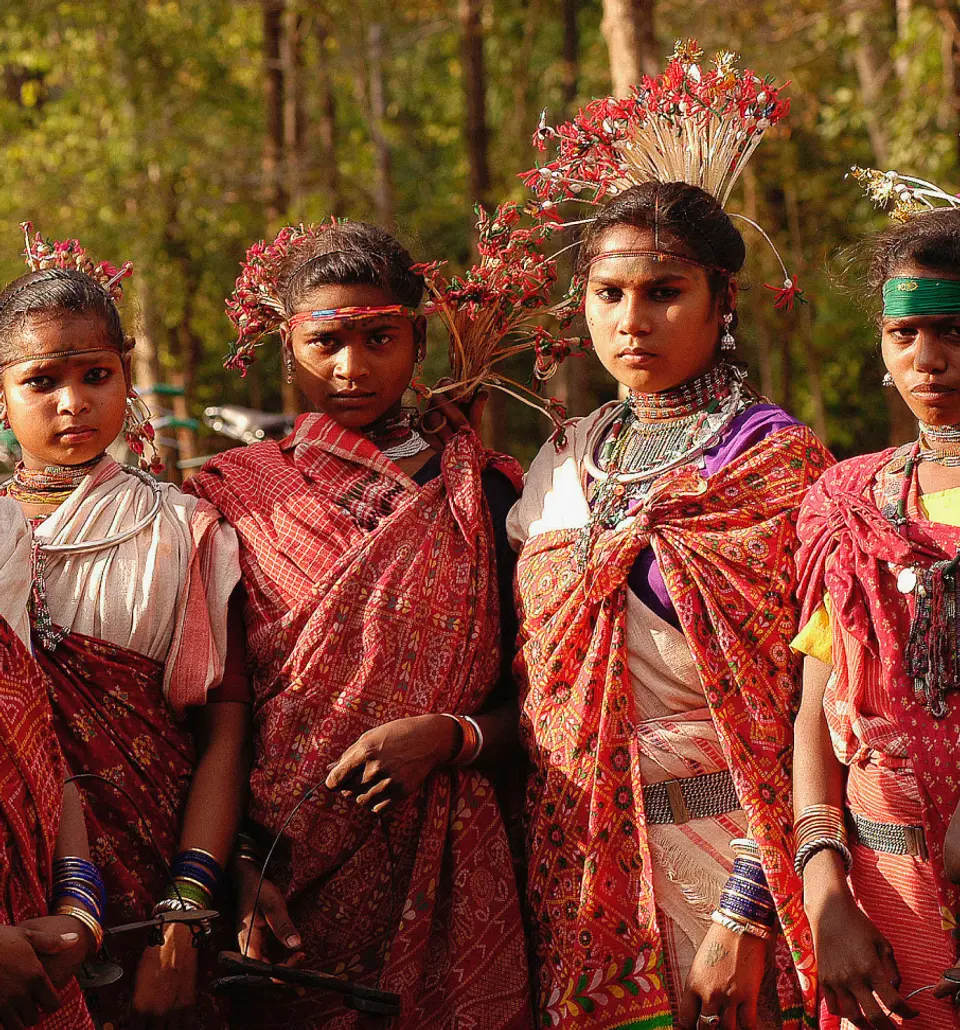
(514, 424, 832, 1030)
(187, 414, 532, 1030)
(796, 448, 960, 955)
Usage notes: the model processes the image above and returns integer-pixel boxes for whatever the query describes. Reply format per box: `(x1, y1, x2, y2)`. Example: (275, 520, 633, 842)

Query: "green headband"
(882, 276, 960, 317)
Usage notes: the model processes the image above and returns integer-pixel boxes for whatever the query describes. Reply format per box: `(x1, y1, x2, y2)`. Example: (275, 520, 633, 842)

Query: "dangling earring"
(123, 392, 164, 474)
(283, 348, 296, 385)
(721, 313, 736, 352)
(882, 372, 894, 387)
(0, 400, 8, 432)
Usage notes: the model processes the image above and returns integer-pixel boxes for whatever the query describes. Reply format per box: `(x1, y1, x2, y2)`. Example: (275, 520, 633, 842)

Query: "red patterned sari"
(797, 449, 960, 1027)
(514, 425, 831, 1030)
(0, 618, 93, 1030)
(188, 414, 532, 1030)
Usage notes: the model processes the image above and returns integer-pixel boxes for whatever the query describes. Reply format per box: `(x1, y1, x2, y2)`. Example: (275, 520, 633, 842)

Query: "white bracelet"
(462, 715, 484, 763)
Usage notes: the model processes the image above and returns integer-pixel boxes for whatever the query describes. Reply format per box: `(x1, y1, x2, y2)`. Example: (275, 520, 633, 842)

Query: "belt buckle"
(664, 779, 691, 825)
(904, 825, 928, 860)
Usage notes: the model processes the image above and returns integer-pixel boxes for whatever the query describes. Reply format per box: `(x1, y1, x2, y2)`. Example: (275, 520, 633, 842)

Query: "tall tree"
(459, 0, 491, 208)
(367, 22, 395, 226)
(262, 0, 287, 225)
(600, 0, 657, 96)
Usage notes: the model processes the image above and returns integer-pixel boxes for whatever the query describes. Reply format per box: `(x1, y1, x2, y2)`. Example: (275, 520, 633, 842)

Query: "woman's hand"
(420, 384, 488, 450)
(234, 858, 303, 967)
(0, 923, 75, 1027)
(678, 923, 768, 1029)
(325, 714, 459, 814)
(17, 915, 91, 991)
(806, 869, 918, 1029)
(129, 922, 199, 1028)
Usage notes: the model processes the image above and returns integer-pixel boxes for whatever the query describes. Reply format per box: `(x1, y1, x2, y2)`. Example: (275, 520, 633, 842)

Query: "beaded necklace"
(6, 454, 105, 506)
(888, 440, 960, 717)
(365, 411, 431, 462)
(918, 420, 960, 466)
(576, 364, 747, 567)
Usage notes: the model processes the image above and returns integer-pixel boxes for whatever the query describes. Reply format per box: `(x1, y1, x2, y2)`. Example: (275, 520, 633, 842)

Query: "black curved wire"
(65, 771, 186, 910)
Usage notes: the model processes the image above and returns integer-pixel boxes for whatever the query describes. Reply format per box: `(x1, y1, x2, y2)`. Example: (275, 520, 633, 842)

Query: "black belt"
(849, 811, 928, 860)
(642, 769, 741, 825)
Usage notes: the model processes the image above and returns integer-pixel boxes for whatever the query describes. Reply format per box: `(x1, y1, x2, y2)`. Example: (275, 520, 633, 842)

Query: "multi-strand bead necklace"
(577, 363, 748, 565)
(366, 411, 431, 461)
(5, 453, 105, 506)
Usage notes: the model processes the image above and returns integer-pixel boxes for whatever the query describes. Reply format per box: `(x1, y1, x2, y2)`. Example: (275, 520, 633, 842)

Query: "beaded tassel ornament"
(521, 41, 804, 317)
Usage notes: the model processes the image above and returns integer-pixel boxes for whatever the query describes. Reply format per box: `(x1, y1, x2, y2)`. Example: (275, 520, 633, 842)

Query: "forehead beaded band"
(587, 249, 728, 276)
(0, 346, 119, 374)
(286, 305, 418, 330)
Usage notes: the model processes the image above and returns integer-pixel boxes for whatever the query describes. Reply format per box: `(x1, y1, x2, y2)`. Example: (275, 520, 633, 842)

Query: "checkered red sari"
(514, 425, 831, 1030)
(189, 414, 532, 1030)
(0, 618, 93, 1029)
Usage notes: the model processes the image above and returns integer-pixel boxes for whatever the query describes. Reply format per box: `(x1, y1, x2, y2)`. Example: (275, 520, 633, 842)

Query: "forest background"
(1, 0, 956, 472)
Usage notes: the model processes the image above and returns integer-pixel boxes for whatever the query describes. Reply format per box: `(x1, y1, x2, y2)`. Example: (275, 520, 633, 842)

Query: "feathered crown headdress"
(521, 41, 803, 312)
(850, 166, 960, 222)
(20, 221, 133, 301)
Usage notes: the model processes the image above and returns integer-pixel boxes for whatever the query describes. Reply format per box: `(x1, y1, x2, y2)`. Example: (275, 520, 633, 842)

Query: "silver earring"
(284, 351, 295, 385)
(882, 372, 894, 387)
(720, 313, 736, 352)
(0, 402, 7, 431)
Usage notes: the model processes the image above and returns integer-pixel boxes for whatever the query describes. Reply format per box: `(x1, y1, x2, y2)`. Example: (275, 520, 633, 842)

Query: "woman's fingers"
(356, 777, 394, 810)
(834, 985, 870, 1029)
(262, 897, 302, 953)
(849, 981, 896, 1030)
(736, 996, 759, 1030)
(325, 744, 366, 791)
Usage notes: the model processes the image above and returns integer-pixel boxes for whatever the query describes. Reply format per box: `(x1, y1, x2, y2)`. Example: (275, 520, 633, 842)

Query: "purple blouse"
(625, 403, 801, 629)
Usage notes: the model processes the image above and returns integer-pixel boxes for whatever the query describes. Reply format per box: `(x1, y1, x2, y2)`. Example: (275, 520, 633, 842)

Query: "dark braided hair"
(868, 208, 960, 288)
(0, 268, 125, 367)
(577, 181, 746, 301)
(277, 221, 424, 316)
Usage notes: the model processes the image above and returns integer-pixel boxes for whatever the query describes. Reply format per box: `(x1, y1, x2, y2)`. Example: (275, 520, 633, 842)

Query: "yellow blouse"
(791, 487, 960, 664)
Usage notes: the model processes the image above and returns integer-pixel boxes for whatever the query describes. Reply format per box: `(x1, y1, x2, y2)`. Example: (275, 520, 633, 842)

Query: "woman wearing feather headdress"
(0, 224, 251, 1028)
(186, 219, 533, 1030)
(509, 44, 832, 1030)
(792, 173, 960, 1029)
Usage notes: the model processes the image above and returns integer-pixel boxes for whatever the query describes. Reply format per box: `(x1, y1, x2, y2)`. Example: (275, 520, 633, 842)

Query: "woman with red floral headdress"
(0, 225, 251, 1028)
(186, 219, 532, 1030)
(511, 47, 833, 1029)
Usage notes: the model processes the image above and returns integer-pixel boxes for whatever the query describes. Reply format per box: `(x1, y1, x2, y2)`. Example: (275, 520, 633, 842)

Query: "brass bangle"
(55, 903, 104, 952)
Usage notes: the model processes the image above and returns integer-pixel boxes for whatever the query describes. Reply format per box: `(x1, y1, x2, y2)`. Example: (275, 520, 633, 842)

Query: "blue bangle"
(718, 890, 776, 926)
(726, 876, 774, 905)
(732, 856, 768, 887)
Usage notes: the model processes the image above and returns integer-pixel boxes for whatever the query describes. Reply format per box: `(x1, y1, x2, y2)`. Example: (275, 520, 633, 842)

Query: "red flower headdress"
(522, 41, 805, 313)
(21, 221, 133, 301)
(414, 202, 589, 435)
(18, 223, 161, 472)
(224, 221, 346, 375)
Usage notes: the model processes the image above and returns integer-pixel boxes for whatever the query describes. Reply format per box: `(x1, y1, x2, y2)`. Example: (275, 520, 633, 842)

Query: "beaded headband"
(286, 305, 418, 330)
(521, 41, 804, 315)
(882, 277, 960, 317)
(0, 346, 120, 374)
(587, 249, 725, 275)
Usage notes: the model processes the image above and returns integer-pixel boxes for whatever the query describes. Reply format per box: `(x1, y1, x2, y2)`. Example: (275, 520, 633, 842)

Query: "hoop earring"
(882, 372, 894, 388)
(123, 392, 164, 474)
(720, 313, 736, 353)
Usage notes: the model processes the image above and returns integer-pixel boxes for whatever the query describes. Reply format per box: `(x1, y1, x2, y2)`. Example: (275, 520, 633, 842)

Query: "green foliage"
(0, 0, 956, 461)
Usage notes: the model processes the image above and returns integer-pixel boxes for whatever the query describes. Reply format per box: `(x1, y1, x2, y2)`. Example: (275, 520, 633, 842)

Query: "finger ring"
(699, 1016, 721, 1028)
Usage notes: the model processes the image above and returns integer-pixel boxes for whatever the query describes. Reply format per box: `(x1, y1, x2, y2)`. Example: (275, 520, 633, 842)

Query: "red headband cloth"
(286, 305, 418, 329)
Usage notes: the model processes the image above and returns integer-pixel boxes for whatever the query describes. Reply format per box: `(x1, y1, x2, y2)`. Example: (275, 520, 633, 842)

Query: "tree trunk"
(783, 171, 829, 443)
(848, 3, 916, 445)
(459, 0, 491, 208)
(367, 23, 394, 227)
(562, 0, 580, 112)
(281, 7, 304, 219)
(262, 0, 286, 225)
(312, 13, 341, 212)
(935, 0, 960, 165)
(600, 0, 657, 97)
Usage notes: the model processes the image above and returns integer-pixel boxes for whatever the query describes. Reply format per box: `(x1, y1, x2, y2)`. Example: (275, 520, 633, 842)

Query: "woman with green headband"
(792, 208, 960, 1028)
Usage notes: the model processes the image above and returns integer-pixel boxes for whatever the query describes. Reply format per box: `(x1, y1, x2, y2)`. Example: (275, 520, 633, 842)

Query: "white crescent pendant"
(897, 566, 918, 594)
